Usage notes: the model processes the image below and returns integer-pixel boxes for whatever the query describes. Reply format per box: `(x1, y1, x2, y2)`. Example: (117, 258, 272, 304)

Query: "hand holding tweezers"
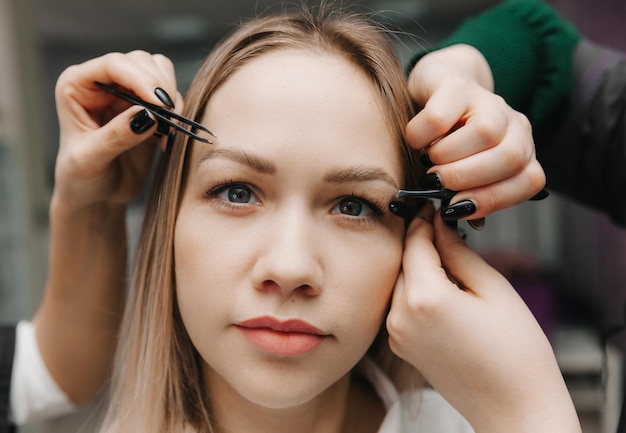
(94, 81, 216, 144)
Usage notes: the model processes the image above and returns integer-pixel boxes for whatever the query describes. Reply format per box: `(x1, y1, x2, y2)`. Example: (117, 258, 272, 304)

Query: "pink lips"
(236, 316, 327, 357)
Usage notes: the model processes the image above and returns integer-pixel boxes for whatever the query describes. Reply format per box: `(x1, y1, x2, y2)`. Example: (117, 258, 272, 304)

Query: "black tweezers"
(397, 188, 549, 202)
(393, 187, 549, 229)
(94, 81, 216, 144)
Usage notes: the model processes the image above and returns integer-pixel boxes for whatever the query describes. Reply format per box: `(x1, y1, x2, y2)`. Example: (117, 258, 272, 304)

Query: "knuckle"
(441, 168, 462, 190)
(421, 107, 452, 137)
(106, 124, 127, 148)
(472, 115, 502, 149)
(126, 49, 151, 58)
(515, 110, 533, 133)
(103, 51, 125, 63)
(403, 282, 445, 316)
(501, 138, 532, 171)
(153, 53, 174, 69)
(526, 162, 547, 191)
(482, 186, 500, 213)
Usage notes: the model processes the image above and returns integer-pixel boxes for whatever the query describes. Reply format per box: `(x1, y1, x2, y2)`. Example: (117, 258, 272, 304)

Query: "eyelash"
(203, 180, 387, 223)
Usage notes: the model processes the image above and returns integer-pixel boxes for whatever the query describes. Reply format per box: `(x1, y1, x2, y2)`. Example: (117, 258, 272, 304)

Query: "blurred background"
(0, 0, 625, 432)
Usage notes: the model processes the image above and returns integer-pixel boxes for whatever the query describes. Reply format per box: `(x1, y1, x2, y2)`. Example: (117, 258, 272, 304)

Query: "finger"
(152, 53, 178, 93)
(432, 211, 509, 296)
(425, 105, 509, 164)
(56, 51, 176, 114)
(405, 79, 470, 151)
(126, 51, 178, 104)
(400, 202, 451, 287)
(75, 105, 159, 169)
(446, 161, 546, 219)
(428, 121, 538, 192)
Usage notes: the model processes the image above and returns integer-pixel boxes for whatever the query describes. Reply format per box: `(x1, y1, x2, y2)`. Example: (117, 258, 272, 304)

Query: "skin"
(174, 49, 404, 433)
(388, 202, 581, 433)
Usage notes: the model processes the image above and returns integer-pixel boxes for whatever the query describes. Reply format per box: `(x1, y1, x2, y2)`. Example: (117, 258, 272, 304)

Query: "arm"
(30, 51, 180, 407)
(536, 40, 626, 227)
(410, 0, 581, 127)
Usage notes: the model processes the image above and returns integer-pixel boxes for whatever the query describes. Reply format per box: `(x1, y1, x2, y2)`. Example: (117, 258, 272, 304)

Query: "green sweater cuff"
(410, 0, 581, 125)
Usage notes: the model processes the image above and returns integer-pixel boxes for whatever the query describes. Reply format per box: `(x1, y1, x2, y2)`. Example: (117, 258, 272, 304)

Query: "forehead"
(192, 48, 402, 173)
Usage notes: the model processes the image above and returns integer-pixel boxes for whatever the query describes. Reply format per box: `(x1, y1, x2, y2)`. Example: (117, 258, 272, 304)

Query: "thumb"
(88, 105, 159, 166)
(400, 202, 450, 287)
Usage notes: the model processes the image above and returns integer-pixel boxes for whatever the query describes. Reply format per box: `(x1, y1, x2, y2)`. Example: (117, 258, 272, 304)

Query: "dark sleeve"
(535, 40, 626, 227)
(408, 0, 581, 128)
(0, 325, 16, 433)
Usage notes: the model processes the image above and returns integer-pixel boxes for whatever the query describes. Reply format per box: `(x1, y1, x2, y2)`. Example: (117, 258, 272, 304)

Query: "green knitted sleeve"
(409, 0, 581, 125)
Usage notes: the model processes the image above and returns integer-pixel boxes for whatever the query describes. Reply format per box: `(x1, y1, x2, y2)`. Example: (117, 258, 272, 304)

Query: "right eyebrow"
(198, 148, 276, 175)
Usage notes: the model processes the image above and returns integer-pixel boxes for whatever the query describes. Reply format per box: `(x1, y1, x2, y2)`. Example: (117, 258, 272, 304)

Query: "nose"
(250, 207, 323, 298)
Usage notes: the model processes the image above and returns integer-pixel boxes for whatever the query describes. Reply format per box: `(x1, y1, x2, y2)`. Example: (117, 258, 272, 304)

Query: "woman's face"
(174, 48, 405, 410)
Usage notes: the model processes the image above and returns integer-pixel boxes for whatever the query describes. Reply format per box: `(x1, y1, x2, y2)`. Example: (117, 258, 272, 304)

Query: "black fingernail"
(154, 87, 175, 109)
(130, 109, 156, 134)
(467, 217, 486, 230)
(420, 152, 434, 168)
(389, 201, 416, 219)
(419, 172, 443, 189)
(441, 200, 476, 220)
(529, 188, 550, 201)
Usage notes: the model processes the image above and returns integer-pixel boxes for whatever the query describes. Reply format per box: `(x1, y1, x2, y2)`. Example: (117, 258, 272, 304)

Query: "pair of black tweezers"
(95, 81, 216, 144)
(396, 188, 549, 202)
(391, 187, 549, 229)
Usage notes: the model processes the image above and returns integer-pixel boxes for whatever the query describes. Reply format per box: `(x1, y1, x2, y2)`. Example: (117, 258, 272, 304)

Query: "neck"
(207, 370, 384, 433)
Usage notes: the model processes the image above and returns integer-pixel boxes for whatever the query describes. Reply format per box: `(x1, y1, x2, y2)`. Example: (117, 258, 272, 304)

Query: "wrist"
(49, 193, 127, 234)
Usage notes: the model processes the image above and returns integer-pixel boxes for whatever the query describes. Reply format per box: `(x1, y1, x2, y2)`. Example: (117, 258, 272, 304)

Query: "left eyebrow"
(324, 166, 399, 189)
(198, 148, 276, 174)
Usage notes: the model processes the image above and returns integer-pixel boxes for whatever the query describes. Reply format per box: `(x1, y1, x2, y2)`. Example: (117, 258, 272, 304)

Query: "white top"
(358, 357, 474, 433)
(10, 320, 75, 424)
(9, 320, 473, 432)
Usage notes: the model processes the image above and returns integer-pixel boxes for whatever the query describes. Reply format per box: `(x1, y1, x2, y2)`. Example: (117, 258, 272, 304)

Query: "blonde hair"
(101, 5, 422, 432)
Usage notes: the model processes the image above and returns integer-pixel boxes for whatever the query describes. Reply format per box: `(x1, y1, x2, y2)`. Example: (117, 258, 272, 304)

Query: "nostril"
(257, 280, 317, 298)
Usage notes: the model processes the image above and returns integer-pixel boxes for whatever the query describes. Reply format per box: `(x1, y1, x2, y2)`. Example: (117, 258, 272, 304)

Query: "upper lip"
(237, 316, 327, 335)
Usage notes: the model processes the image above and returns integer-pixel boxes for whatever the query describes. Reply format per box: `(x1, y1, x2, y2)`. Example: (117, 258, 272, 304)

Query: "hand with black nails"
(387, 202, 581, 433)
(406, 44, 547, 222)
(35, 50, 182, 405)
(54, 51, 182, 209)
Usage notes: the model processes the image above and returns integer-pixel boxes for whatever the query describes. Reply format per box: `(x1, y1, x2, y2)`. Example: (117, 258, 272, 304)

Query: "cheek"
(333, 234, 403, 334)
(173, 208, 235, 341)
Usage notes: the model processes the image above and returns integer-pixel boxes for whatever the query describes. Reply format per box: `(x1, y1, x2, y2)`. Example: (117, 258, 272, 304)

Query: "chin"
(216, 358, 353, 411)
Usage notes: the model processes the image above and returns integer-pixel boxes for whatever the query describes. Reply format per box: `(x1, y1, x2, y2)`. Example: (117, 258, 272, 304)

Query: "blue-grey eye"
(339, 199, 363, 216)
(333, 197, 381, 217)
(224, 186, 252, 203)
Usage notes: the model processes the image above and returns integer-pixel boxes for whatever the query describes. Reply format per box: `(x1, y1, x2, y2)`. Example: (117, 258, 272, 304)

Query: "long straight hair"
(100, 4, 423, 432)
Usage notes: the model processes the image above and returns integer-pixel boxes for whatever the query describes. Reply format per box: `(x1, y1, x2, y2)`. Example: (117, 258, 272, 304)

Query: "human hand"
(53, 50, 181, 212)
(406, 44, 546, 222)
(386, 202, 580, 433)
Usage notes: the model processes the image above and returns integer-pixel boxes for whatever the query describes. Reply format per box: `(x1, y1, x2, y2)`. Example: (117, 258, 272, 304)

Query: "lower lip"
(237, 327, 325, 357)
